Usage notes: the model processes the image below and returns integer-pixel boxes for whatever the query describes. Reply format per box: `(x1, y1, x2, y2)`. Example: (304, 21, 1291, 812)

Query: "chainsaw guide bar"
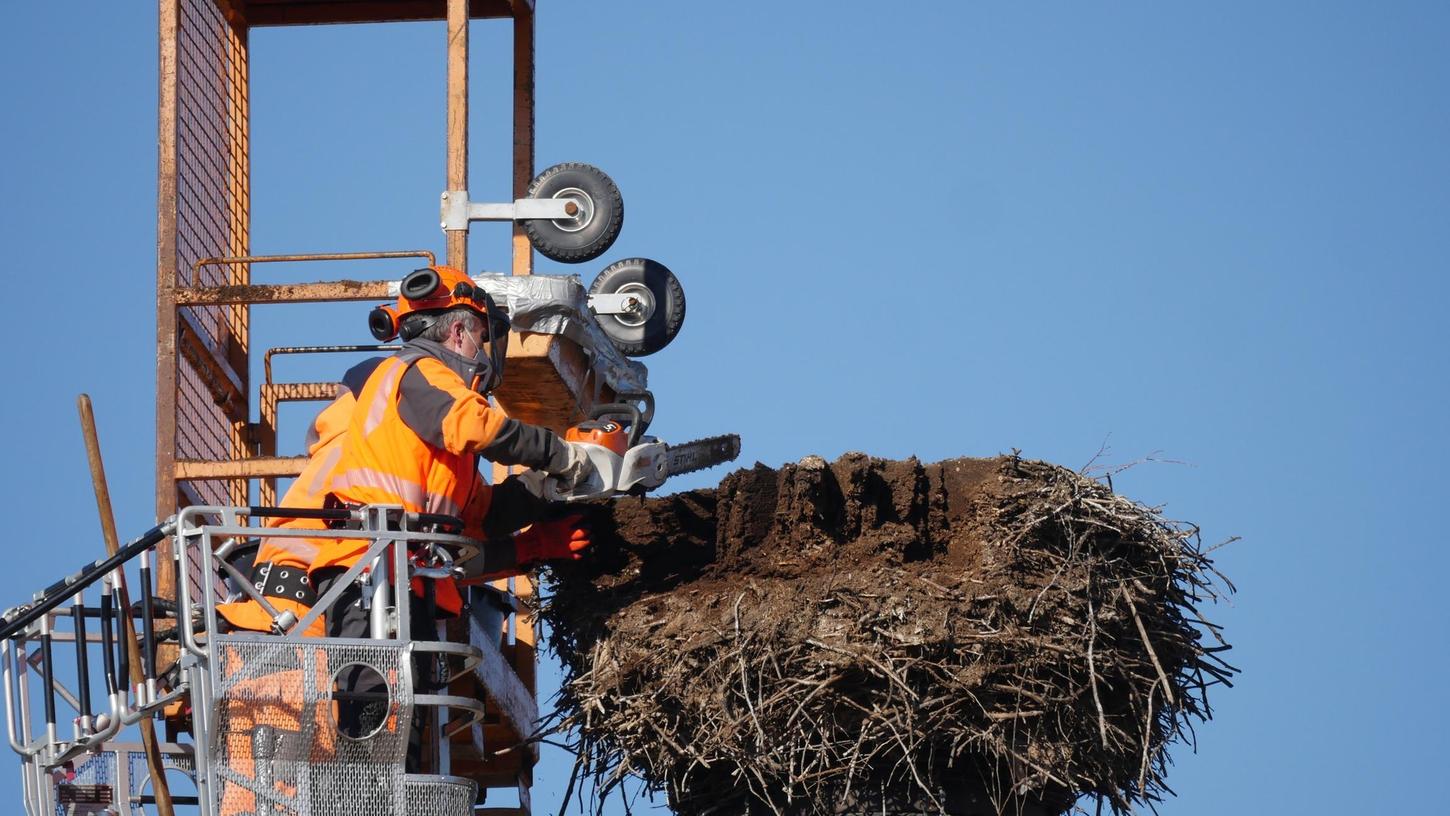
(664, 434, 742, 479)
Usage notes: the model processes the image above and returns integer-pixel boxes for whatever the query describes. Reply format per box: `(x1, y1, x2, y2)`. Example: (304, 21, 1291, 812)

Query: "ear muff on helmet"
(401, 267, 443, 301)
(371, 265, 510, 350)
(368, 305, 400, 341)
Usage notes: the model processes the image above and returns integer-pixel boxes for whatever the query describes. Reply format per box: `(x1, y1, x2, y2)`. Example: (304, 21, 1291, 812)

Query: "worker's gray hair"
(413, 306, 482, 343)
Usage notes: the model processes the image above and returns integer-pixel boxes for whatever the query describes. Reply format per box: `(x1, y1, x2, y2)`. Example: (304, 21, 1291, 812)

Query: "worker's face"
(467, 320, 490, 356)
(457, 314, 507, 394)
(485, 314, 510, 359)
(446, 318, 487, 357)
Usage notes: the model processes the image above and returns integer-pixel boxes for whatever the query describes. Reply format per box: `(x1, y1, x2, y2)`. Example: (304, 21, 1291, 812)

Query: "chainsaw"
(521, 393, 741, 502)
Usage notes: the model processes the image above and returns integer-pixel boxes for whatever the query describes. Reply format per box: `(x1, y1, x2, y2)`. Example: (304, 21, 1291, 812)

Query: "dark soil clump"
(539, 453, 1234, 815)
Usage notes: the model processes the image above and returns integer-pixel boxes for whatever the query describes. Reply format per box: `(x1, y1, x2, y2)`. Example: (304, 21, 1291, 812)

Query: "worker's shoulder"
(409, 354, 464, 379)
(340, 356, 386, 395)
(402, 355, 471, 396)
(395, 355, 482, 441)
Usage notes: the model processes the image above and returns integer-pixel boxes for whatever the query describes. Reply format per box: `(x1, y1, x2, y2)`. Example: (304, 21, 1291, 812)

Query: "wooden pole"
(446, 0, 469, 271)
(78, 395, 176, 816)
(505, 8, 539, 805)
(511, 1, 535, 277)
(155, 0, 180, 593)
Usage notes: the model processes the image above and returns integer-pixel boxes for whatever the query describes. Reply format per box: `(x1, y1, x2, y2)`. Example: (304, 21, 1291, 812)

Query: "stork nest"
(534, 453, 1236, 815)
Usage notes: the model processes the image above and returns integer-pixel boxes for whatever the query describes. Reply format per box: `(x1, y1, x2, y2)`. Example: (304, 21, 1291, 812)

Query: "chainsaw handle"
(588, 395, 652, 448)
(517, 445, 617, 503)
(614, 391, 655, 434)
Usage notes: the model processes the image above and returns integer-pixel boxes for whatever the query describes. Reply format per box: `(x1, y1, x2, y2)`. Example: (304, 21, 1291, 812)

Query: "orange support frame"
(155, 1, 547, 808)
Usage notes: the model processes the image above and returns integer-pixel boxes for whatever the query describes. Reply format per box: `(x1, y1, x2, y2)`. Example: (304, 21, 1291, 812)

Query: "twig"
(1087, 593, 1110, 749)
(734, 592, 769, 746)
(1121, 586, 1175, 705)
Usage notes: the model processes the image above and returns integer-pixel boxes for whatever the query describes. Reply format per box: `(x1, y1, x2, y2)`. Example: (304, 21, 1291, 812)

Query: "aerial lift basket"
(2, 504, 492, 816)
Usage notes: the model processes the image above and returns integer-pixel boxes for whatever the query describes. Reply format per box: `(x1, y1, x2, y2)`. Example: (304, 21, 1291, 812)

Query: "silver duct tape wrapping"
(389, 273, 649, 395)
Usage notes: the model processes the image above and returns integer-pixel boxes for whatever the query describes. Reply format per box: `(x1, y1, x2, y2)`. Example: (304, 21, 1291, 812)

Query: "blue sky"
(1, 2, 1447, 813)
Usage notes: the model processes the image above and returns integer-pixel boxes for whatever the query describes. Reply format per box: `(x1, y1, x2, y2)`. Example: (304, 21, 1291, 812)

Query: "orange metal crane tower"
(153, 1, 574, 809)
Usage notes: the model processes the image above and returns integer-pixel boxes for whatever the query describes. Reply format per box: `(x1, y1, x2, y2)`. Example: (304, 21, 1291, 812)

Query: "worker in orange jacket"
(218, 266, 589, 637)
(307, 265, 595, 604)
(215, 357, 383, 636)
(307, 266, 594, 759)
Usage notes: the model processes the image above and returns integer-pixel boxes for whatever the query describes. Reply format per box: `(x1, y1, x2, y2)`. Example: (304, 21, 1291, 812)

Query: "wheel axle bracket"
(440, 190, 578, 232)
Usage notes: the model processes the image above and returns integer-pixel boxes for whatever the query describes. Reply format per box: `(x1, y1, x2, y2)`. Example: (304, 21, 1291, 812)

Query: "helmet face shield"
(484, 301, 511, 345)
(474, 291, 510, 394)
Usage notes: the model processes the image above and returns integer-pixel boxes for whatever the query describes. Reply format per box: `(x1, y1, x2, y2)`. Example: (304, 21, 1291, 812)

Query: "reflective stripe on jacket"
(308, 339, 566, 582)
(216, 359, 382, 634)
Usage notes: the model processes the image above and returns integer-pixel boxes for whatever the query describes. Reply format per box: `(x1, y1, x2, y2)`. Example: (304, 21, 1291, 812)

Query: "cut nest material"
(535, 453, 1236, 815)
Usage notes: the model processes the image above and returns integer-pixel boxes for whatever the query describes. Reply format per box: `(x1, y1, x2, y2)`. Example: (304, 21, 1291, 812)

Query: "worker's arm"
(478, 476, 553, 539)
(398, 358, 573, 471)
(458, 482, 518, 581)
(459, 475, 553, 544)
(459, 476, 588, 582)
(463, 521, 591, 584)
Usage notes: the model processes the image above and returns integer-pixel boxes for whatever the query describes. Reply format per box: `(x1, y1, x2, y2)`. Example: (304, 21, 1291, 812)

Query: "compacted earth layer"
(537, 453, 1235, 816)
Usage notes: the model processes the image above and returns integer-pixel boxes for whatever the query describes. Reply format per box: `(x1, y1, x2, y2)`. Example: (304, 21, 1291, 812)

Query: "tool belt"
(250, 561, 317, 607)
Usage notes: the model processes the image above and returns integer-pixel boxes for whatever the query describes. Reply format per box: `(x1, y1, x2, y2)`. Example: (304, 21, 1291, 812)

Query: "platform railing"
(2, 504, 498, 816)
(1, 517, 191, 814)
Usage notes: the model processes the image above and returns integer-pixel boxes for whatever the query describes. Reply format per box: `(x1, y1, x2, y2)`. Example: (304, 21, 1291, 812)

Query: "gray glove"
(546, 440, 597, 491)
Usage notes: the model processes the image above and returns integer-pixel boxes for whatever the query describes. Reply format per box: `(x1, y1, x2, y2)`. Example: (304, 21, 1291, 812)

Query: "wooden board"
(492, 331, 605, 433)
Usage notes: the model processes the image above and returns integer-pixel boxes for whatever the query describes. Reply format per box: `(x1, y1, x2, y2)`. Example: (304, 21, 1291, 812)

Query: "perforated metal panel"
(403, 774, 478, 815)
(53, 752, 116, 816)
(209, 637, 412, 815)
(172, 0, 251, 508)
(125, 750, 195, 816)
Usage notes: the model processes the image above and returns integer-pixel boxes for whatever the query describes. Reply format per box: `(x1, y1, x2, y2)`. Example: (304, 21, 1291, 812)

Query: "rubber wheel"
(589, 258, 686, 356)
(522, 163, 624, 264)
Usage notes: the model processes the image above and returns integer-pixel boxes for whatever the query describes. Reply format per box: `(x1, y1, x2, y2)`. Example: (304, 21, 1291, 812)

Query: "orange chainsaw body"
(564, 420, 630, 456)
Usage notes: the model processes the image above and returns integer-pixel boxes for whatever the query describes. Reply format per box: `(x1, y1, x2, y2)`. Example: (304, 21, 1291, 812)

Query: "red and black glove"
(513, 515, 591, 568)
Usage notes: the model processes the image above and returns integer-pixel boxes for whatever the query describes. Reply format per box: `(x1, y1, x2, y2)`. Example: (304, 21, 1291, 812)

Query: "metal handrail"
(262, 343, 400, 387)
(0, 522, 173, 643)
(189, 249, 437, 288)
(174, 505, 479, 652)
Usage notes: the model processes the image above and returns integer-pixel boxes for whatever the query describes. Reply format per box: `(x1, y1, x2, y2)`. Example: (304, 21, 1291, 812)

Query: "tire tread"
(523, 162, 624, 264)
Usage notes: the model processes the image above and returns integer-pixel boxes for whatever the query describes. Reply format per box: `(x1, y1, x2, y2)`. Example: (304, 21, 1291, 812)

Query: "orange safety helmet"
(369, 266, 511, 391)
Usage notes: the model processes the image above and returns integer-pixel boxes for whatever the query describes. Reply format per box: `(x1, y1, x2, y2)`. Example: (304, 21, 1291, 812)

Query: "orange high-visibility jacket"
(308, 340, 569, 589)
(216, 359, 384, 635)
